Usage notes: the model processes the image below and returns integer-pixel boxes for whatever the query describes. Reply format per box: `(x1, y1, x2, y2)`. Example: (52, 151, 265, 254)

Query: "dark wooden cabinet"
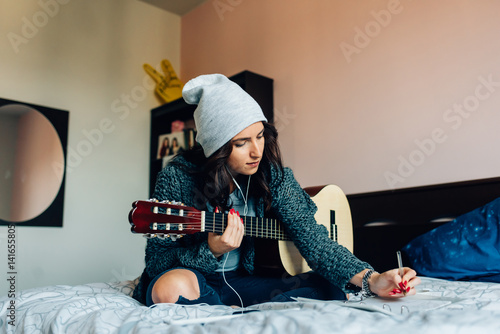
(149, 70, 273, 196)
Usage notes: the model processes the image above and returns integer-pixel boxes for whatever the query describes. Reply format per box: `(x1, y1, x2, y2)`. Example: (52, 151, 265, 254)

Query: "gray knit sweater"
(132, 156, 372, 304)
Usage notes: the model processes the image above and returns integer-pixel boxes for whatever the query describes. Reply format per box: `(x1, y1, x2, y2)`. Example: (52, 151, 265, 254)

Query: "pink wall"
(181, 0, 500, 193)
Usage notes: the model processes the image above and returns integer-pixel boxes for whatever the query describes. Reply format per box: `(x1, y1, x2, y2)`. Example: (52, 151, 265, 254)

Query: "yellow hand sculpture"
(143, 59, 184, 104)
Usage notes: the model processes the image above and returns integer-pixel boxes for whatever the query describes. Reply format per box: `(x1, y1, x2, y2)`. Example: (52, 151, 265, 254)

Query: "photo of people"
(157, 136, 172, 159)
(157, 131, 192, 168)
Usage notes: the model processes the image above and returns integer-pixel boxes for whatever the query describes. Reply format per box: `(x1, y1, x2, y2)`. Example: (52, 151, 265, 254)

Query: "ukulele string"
(159, 210, 285, 238)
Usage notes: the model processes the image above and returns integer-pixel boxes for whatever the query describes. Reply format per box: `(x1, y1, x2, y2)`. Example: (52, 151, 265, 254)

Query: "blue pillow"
(402, 197, 500, 282)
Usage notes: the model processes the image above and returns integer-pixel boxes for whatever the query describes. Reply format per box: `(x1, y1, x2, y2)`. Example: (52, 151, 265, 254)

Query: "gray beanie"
(182, 74, 267, 157)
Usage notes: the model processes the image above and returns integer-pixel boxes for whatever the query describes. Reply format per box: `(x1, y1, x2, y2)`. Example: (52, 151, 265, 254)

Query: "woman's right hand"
(208, 208, 244, 258)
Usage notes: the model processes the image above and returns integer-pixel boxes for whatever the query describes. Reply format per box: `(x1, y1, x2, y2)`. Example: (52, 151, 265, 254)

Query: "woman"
(158, 137, 171, 158)
(132, 74, 420, 307)
(170, 137, 182, 155)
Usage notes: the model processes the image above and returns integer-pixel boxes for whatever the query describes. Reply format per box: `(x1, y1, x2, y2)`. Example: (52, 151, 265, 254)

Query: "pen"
(396, 251, 407, 295)
(396, 251, 404, 277)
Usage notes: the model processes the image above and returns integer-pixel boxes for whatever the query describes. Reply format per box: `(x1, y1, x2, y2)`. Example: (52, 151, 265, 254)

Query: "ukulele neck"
(204, 213, 291, 241)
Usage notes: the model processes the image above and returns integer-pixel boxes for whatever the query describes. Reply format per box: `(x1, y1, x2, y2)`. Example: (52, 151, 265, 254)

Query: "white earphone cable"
(221, 252, 244, 309)
(229, 172, 251, 216)
(221, 166, 251, 309)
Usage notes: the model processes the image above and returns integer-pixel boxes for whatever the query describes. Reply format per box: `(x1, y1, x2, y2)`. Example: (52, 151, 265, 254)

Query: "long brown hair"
(176, 122, 283, 213)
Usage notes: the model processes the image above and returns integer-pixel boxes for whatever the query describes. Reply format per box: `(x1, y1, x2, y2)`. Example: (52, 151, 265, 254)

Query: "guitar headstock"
(129, 199, 203, 238)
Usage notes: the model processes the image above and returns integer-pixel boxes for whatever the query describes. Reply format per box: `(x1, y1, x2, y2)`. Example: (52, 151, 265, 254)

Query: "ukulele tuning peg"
(156, 233, 166, 239)
(143, 233, 154, 239)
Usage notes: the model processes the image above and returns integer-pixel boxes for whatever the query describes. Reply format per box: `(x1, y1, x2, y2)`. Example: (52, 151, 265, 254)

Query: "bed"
(2, 177, 500, 333)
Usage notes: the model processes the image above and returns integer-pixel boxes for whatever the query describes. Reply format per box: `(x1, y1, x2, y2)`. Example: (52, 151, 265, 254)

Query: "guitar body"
(128, 184, 353, 277)
(277, 185, 353, 276)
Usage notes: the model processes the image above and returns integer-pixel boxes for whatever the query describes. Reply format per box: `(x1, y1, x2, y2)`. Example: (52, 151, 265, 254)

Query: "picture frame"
(156, 129, 197, 168)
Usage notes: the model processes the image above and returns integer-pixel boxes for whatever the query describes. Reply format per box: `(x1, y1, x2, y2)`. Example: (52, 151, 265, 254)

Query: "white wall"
(0, 0, 180, 291)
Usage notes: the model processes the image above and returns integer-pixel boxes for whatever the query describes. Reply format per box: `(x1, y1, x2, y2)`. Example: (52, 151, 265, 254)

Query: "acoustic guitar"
(129, 184, 353, 276)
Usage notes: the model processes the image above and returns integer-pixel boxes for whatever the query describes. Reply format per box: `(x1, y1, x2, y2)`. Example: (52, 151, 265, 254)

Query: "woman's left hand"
(369, 268, 421, 298)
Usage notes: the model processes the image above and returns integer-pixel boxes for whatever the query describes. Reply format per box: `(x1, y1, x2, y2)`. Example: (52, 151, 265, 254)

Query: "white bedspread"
(1, 277, 500, 333)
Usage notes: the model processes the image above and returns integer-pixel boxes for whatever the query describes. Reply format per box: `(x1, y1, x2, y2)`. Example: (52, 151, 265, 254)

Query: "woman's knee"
(151, 269, 200, 304)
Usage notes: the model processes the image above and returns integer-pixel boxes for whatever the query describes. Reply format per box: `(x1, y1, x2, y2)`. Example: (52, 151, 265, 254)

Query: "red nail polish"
(394, 289, 402, 294)
(215, 207, 219, 213)
(406, 287, 410, 292)
(230, 208, 235, 215)
(236, 211, 240, 217)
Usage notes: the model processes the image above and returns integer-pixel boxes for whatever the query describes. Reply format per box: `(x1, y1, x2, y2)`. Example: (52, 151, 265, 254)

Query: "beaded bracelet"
(361, 269, 378, 298)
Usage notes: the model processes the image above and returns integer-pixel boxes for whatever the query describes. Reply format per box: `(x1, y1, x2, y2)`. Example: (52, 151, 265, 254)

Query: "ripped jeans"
(146, 267, 346, 307)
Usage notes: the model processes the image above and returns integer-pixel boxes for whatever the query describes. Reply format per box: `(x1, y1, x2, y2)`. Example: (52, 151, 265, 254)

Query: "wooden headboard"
(343, 177, 500, 272)
(305, 177, 500, 272)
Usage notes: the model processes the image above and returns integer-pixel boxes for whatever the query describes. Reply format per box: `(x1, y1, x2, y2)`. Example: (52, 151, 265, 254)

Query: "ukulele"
(129, 184, 353, 276)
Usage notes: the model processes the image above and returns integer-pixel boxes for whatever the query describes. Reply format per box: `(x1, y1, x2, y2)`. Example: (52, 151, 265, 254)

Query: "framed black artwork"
(0, 98, 69, 227)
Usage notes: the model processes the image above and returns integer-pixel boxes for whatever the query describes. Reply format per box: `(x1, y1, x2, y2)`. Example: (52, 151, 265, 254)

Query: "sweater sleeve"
(269, 168, 372, 291)
(143, 166, 220, 279)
